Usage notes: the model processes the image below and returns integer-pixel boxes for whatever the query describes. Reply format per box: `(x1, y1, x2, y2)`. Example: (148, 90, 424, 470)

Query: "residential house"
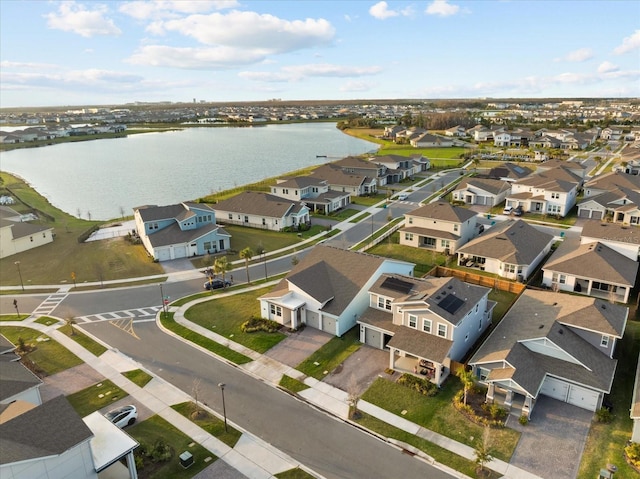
(601, 127, 623, 141)
(370, 155, 420, 183)
(409, 133, 454, 148)
(271, 176, 350, 214)
(528, 135, 562, 149)
(358, 274, 495, 386)
(469, 290, 627, 417)
(486, 163, 533, 182)
(258, 245, 414, 336)
(467, 125, 493, 142)
(0, 207, 54, 259)
(310, 163, 378, 196)
(213, 191, 310, 232)
(580, 220, 640, 260)
(383, 125, 405, 141)
(614, 159, 640, 176)
(632, 354, 640, 442)
(578, 172, 640, 223)
(456, 219, 554, 281)
(505, 163, 582, 216)
(134, 202, 231, 261)
(452, 177, 511, 206)
(536, 159, 587, 185)
(331, 156, 389, 186)
(542, 238, 638, 303)
(445, 125, 466, 137)
(400, 202, 478, 254)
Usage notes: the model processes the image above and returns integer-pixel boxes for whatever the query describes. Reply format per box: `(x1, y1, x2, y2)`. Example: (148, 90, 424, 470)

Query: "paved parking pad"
(507, 396, 592, 479)
(264, 327, 332, 368)
(322, 345, 389, 396)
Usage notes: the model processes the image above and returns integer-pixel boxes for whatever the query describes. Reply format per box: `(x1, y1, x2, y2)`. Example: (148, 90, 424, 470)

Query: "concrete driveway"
(322, 345, 388, 396)
(264, 326, 332, 368)
(507, 396, 593, 479)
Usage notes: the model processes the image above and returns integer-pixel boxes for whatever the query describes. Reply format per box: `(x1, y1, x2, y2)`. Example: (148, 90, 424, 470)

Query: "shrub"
(481, 402, 508, 420)
(518, 415, 529, 426)
(625, 441, 640, 468)
(150, 439, 172, 463)
(396, 373, 438, 396)
(595, 407, 613, 423)
(240, 316, 280, 333)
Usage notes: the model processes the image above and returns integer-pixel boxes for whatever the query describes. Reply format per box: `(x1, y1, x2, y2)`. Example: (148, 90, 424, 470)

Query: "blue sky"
(1, 0, 639, 107)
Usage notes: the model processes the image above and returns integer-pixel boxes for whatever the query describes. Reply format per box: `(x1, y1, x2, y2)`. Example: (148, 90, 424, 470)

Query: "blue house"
(134, 202, 231, 261)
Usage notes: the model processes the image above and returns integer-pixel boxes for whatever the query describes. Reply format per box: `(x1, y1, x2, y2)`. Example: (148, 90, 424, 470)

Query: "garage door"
(323, 316, 336, 335)
(579, 209, 591, 218)
(157, 248, 171, 262)
(568, 385, 600, 411)
(591, 211, 603, 220)
(306, 311, 320, 329)
(540, 376, 569, 401)
(476, 196, 488, 205)
(173, 245, 187, 259)
(364, 327, 382, 349)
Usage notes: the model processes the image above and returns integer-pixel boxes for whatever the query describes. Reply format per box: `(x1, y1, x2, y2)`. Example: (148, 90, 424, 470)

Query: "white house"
(0, 207, 54, 259)
(271, 176, 350, 214)
(580, 220, 640, 260)
(452, 178, 511, 206)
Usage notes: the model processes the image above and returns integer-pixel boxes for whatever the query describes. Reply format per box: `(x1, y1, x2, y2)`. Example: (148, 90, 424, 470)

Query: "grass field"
(66, 379, 128, 417)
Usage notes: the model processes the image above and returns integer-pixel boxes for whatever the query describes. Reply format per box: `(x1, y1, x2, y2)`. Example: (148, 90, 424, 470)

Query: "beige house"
(0, 207, 54, 259)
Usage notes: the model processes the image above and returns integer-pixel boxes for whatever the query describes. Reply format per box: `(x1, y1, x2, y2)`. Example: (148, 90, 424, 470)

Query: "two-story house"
(577, 172, 640, 223)
(332, 156, 389, 186)
(134, 202, 231, 261)
(369, 155, 421, 183)
(358, 274, 494, 386)
(456, 219, 554, 281)
(399, 202, 478, 254)
(258, 245, 414, 336)
(270, 176, 350, 214)
(580, 220, 640, 260)
(310, 163, 378, 196)
(469, 290, 627, 417)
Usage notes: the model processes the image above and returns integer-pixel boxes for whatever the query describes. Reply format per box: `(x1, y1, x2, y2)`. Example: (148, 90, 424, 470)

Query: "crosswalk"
(31, 293, 68, 317)
(75, 306, 162, 324)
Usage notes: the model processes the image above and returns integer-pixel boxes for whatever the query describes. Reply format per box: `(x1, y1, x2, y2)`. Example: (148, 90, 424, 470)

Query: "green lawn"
(296, 327, 361, 379)
(66, 379, 128, 417)
(275, 468, 317, 479)
(361, 376, 520, 462)
(172, 402, 242, 448)
(0, 314, 26, 321)
(34, 316, 60, 326)
(160, 312, 252, 364)
(312, 208, 361, 221)
(184, 287, 286, 353)
(0, 326, 83, 375)
(279, 375, 310, 393)
(487, 289, 519, 324)
(59, 324, 108, 356)
(127, 415, 214, 479)
(123, 369, 154, 388)
(367, 236, 449, 275)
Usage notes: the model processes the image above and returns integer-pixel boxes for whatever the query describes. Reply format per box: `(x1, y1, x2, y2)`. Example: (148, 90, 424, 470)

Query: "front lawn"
(123, 369, 154, 388)
(127, 415, 214, 479)
(0, 326, 83, 375)
(59, 323, 108, 356)
(367, 237, 449, 276)
(66, 379, 128, 417)
(279, 375, 310, 394)
(172, 401, 242, 448)
(184, 287, 286, 353)
(296, 327, 361, 380)
(361, 376, 520, 462)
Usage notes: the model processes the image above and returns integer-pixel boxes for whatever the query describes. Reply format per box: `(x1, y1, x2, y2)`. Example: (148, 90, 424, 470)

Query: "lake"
(0, 123, 378, 220)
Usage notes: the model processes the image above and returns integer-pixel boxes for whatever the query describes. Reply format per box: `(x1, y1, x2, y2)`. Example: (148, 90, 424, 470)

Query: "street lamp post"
(159, 284, 167, 316)
(218, 383, 228, 432)
(262, 251, 268, 281)
(13, 299, 20, 318)
(14, 261, 24, 291)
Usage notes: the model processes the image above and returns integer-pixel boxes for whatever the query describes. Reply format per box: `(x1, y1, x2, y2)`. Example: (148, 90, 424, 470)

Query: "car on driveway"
(105, 405, 137, 428)
(204, 278, 231, 290)
(503, 205, 513, 215)
(513, 205, 523, 216)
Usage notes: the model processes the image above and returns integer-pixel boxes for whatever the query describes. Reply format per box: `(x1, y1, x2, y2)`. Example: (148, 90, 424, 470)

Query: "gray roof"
(147, 222, 228, 248)
(334, 156, 379, 171)
(457, 219, 554, 265)
(311, 164, 370, 187)
(487, 162, 532, 180)
(400, 226, 460, 241)
(0, 395, 93, 465)
(406, 202, 477, 223)
(275, 176, 325, 188)
(454, 177, 511, 196)
(134, 201, 215, 222)
(0, 358, 42, 402)
(0, 218, 53, 240)
(513, 168, 581, 192)
(387, 327, 453, 364)
(581, 220, 640, 245)
(544, 239, 638, 286)
(214, 191, 306, 218)
(469, 290, 625, 395)
(585, 171, 640, 193)
(0, 334, 16, 355)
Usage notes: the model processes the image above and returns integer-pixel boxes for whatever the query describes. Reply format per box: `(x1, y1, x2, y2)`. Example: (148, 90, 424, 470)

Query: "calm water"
(1, 123, 377, 220)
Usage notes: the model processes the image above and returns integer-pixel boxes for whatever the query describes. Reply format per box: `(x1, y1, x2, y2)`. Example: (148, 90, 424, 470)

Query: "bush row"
(396, 373, 438, 396)
(241, 316, 281, 333)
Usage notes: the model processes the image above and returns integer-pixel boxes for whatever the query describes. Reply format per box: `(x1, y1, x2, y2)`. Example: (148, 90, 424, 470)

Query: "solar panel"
(438, 294, 465, 315)
(514, 166, 525, 174)
(381, 276, 414, 294)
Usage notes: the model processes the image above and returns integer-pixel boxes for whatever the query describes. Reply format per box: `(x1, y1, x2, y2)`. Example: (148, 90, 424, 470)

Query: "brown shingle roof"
(214, 191, 305, 218)
(405, 202, 477, 223)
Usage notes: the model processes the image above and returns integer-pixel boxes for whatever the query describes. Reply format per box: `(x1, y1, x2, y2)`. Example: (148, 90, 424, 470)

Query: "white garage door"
(540, 376, 569, 401)
(568, 385, 600, 411)
(157, 248, 171, 262)
(173, 245, 187, 259)
(364, 327, 382, 349)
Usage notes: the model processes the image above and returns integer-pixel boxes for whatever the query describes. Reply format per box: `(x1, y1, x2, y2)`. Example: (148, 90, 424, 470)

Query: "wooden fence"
(430, 266, 527, 295)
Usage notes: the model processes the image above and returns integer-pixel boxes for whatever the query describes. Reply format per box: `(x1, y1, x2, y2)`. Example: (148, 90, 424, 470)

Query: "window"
(42, 232, 46, 238)
(405, 233, 413, 241)
(377, 297, 391, 310)
(437, 323, 447, 338)
(408, 217, 413, 224)
(423, 237, 436, 247)
(600, 335, 609, 348)
(204, 241, 212, 251)
(270, 304, 282, 317)
(453, 224, 459, 232)
(441, 239, 450, 248)
(244, 216, 249, 223)
(408, 314, 417, 328)
(30, 236, 33, 242)
(465, 333, 469, 342)
(478, 367, 490, 381)
(551, 192, 560, 199)
(478, 318, 482, 330)
(422, 319, 432, 333)
(228, 213, 233, 220)
(504, 264, 517, 274)
(262, 218, 266, 225)
(551, 273, 566, 284)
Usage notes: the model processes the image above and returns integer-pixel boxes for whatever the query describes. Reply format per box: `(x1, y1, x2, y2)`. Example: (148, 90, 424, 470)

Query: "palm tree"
(457, 367, 475, 406)
(239, 247, 254, 284)
(213, 256, 230, 284)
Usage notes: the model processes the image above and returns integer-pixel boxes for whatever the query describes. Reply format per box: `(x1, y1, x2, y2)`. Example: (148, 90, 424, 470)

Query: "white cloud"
(44, 1, 121, 37)
(562, 48, 594, 62)
(340, 81, 375, 92)
(119, 0, 237, 20)
(425, 0, 461, 17)
(369, 2, 398, 19)
(127, 45, 267, 69)
(239, 63, 383, 82)
(1, 68, 143, 89)
(0, 60, 61, 70)
(613, 30, 640, 55)
(598, 61, 619, 73)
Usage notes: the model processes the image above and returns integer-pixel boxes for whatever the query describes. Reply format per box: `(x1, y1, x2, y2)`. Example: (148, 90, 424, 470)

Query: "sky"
(1, 0, 639, 108)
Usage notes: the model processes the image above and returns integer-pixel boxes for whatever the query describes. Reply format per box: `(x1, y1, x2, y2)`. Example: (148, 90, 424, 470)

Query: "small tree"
(474, 427, 494, 474)
(239, 247, 254, 284)
(347, 376, 361, 420)
(65, 316, 77, 336)
(457, 367, 475, 406)
(213, 256, 230, 283)
(191, 378, 204, 419)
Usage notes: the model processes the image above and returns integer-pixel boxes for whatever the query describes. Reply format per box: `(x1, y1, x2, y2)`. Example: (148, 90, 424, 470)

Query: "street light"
(14, 261, 24, 291)
(218, 383, 228, 432)
(159, 283, 167, 316)
(261, 250, 268, 281)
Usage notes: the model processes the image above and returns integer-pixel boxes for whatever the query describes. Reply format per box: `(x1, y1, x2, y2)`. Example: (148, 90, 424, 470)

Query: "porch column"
(504, 389, 513, 408)
(126, 451, 138, 479)
(291, 309, 298, 330)
(522, 396, 533, 419)
(587, 279, 593, 296)
(486, 383, 495, 403)
(389, 348, 396, 370)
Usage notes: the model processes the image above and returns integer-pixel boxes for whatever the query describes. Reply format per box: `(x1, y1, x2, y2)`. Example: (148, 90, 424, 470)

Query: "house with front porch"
(357, 274, 494, 386)
(134, 202, 231, 262)
(456, 219, 554, 281)
(370, 155, 421, 182)
(580, 220, 640, 260)
(258, 245, 414, 336)
(332, 156, 389, 187)
(452, 177, 511, 206)
(542, 238, 638, 303)
(213, 191, 310, 232)
(469, 289, 627, 418)
(577, 172, 640, 223)
(311, 163, 378, 196)
(399, 202, 478, 254)
(270, 176, 351, 214)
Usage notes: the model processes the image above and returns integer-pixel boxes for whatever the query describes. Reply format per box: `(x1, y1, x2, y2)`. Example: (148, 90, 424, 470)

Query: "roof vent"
(538, 324, 544, 329)
(558, 328, 563, 335)
(553, 302, 557, 306)
(601, 304, 606, 309)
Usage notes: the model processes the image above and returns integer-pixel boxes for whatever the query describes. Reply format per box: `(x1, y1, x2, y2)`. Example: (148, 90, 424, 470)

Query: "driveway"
(507, 396, 593, 479)
(322, 345, 389, 396)
(264, 326, 333, 368)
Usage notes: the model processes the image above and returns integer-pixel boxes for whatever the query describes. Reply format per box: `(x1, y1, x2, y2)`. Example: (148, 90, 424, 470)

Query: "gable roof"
(581, 220, 640, 245)
(584, 171, 640, 193)
(543, 239, 639, 287)
(487, 162, 533, 180)
(454, 177, 511, 196)
(0, 395, 93, 465)
(457, 219, 554, 264)
(134, 202, 215, 223)
(275, 176, 326, 189)
(311, 164, 370, 187)
(333, 156, 379, 171)
(147, 222, 229, 248)
(406, 202, 477, 223)
(213, 191, 307, 218)
(0, 358, 42, 402)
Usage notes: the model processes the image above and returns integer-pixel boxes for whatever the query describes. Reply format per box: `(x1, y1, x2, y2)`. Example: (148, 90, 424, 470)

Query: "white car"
(396, 193, 409, 201)
(105, 405, 138, 428)
(503, 205, 513, 215)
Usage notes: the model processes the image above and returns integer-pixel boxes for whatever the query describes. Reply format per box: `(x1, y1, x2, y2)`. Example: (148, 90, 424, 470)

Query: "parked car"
(513, 205, 523, 216)
(503, 205, 513, 215)
(105, 405, 137, 428)
(204, 278, 231, 290)
(396, 193, 409, 201)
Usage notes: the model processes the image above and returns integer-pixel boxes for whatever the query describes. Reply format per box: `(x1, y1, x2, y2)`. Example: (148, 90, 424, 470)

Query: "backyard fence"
(430, 266, 527, 294)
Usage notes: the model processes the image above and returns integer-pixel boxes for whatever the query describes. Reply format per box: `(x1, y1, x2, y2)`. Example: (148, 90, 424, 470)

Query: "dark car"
(513, 205, 523, 216)
(204, 278, 231, 290)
